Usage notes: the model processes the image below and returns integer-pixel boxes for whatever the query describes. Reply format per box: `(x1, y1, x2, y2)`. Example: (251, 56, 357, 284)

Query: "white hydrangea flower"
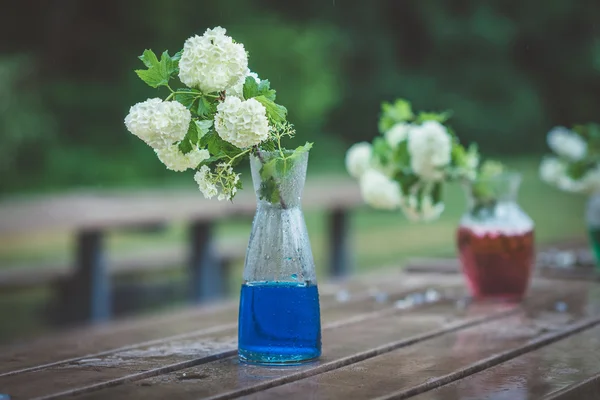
(408, 121, 452, 181)
(345, 142, 372, 179)
(385, 123, 412, 148)
(359, 169, 401, 210)
(547, 127, 587, 161)
(194, 165, 219, 199)
(125, 98, 191, 149)
(227, 70, 260, 99)
(540, 156, 587, 193)
(155, 144, 210, 172)
(539, 157, 564, 184)
(178, 27, 248, 93)
(214, 97, 269, 148)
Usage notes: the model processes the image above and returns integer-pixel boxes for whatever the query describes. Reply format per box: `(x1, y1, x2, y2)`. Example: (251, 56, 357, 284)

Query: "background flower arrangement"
(124, 27, 311, 204)
(345, 99, 484, 221)
(540, 124, 600, 194)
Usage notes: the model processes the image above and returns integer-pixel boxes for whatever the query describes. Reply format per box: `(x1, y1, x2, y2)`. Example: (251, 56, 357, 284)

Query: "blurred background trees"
(1, 0, 599, 194)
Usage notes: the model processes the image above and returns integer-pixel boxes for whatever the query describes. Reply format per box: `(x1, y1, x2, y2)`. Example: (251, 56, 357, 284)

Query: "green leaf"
(199, 130, 241, 160)
(242, 76, 259, 100)
(259, 177, 281, 204)
(178, 121, 199, 153)
(379, 99, 414, 133)
(372, 137, 392, 165)
(194, 120, 213, 139)
(255, 95, 287, 123)
(135, 49, 180, 88)
(174, 88, 201, 109)
(257, 79, 276, 101)
(197, 96, 217, 118)
(415, 111, 453, 124)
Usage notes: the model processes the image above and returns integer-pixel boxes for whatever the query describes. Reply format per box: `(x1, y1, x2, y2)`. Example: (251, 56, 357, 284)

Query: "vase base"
(238, 348, 320, 365)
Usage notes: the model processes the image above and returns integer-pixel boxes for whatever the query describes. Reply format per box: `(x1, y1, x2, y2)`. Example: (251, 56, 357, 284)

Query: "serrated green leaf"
(379, 99, 414, 133)
(257, 79, 276, 101)
(197, 96, 217, 118)
(242, 76, 259, 100)
(194, 120, 213, 139)
(174, 88, 201, 109)
(178, 121, 199, 153)
(259, 177, 281, 204)
(135, 49, 180, 88)
(255, 95, 287, 123)
(199, 131, 240, 159)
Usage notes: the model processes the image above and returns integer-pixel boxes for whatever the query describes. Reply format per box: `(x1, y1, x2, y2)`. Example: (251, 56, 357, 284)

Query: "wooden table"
(1, 269, 600, 400)
(0, 179, 362, 323)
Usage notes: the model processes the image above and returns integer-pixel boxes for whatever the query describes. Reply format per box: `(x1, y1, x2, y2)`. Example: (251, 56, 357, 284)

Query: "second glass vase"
(456, 172, 535, 301)
(237, 150, 321, 365)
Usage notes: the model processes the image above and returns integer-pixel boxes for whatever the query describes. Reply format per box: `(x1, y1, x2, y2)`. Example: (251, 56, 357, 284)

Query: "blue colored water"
(238, 281, 321, 364)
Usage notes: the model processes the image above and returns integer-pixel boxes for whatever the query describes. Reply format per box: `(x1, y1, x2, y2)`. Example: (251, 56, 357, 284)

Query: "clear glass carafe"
(238, 151, 321, 364)
(456, 173, 535, 301)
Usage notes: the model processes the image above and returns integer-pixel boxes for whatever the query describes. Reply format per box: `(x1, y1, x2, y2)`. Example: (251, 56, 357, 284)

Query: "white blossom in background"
(359, 169, 401, 210)
(539, 157, 565, 185)
(540, 156, 587, 193)
(214, 97, 269, 148)
(547, 127, 587, 161)
(227, 70, 260, 99)
(408, 121, 452, 181)
(194, 165, 219, 199)
(345, 142, 372, 179)
(155, 144, 210, 172)
(178, 27, 248, 93)
(385, 123, 411, 148)
(420, 195, 445, 221)
(125, 98, 191, 149)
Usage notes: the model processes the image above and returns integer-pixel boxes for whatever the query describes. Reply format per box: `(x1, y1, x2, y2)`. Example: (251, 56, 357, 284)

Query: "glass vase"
(586, 192, 600, 271)
(456, 172, 535, 301)
(238, 150, 321, 365)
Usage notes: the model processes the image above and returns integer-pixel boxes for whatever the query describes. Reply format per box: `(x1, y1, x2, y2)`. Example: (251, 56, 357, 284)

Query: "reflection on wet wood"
(1, 270, 599, 400)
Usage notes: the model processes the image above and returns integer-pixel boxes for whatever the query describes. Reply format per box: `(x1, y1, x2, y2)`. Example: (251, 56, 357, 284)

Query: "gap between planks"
(0, 281, 429, 378)
(372, 317, 600, 400)
(33, 299, 518, 400)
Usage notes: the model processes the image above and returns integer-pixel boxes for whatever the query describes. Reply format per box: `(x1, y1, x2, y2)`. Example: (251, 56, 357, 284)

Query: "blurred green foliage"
(0, 0, 599, 194)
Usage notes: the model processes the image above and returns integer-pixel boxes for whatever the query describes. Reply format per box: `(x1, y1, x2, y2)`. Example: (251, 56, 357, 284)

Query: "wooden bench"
(0, 249, 599, 400)
(0, 179, 362, 324)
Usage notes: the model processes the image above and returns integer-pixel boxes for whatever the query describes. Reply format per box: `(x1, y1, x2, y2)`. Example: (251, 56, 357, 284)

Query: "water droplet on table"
(336, 290, 350, 302)
(555, 301, 568, 313)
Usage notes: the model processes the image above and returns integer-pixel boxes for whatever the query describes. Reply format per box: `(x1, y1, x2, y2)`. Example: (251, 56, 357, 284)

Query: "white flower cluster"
(155, 145, 210, 172)
(540, 126, 597, 194)
(359, 169, 401, 210)
(408, 121, 452, 181)
(346, 118, 459, 222)
(178, 27, 248, 94)
(540, 156, 600, 194)
(194, 163, 241, 201)
(345, 142, 372, 179)
(215, 97, 269, 148)
(547, 127, 587, 161)
(125, 98, 191, 149)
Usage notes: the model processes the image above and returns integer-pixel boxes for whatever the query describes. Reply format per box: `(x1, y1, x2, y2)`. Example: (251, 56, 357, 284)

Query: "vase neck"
(464, 172, 522, 213)
(250, 151, 308, 209)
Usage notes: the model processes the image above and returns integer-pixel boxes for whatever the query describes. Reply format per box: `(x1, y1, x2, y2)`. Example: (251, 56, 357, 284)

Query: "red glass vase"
(457, 173, 535, 301)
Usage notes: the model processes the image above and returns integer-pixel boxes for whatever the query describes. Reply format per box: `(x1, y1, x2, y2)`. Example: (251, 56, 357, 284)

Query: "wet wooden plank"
(0, 278, 464, 399)
(227, 282, 599, 400)
(411, 318, 600, 399)
(0, 269, 431, 375)
(49, 281, 570, 400)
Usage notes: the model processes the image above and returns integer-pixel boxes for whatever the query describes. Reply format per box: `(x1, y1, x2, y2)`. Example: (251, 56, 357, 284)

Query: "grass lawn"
(0, 156, 587, 342)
